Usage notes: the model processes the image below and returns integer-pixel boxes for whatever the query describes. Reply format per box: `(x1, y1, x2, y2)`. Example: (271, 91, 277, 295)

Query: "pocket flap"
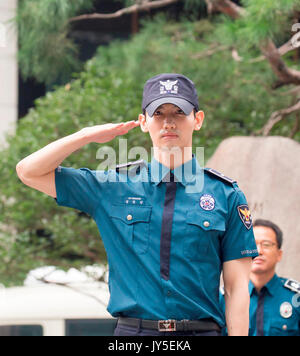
(186, 210, 226, 232)
(110, 205, 152, 224)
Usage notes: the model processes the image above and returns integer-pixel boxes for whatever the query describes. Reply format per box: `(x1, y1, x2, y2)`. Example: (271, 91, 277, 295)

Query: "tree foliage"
(17, 0, 95, 85)
(215, 0, 299, 49)
(16, 0, 300, 86)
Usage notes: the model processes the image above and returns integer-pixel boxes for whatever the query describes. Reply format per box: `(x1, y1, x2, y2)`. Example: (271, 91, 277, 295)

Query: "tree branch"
(246, 39, 298, 64)
(289, 112, 300, 138)
(191, 44, 230, 59)
(278, 39, 296, 57)
(206, 0, 300, 136)
(259, 100, 300, 136)
(69, 0, 181, 23)
(260, 39, 300, 87)
(206, 0, 300, 87)
(205, 0, 246, 19)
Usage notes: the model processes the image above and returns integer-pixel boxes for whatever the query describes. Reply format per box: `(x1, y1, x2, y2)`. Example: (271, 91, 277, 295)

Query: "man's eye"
(176, 110, 185, 115)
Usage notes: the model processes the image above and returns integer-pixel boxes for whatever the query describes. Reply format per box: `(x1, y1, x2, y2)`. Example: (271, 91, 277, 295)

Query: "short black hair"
(253, 219, 283, 249)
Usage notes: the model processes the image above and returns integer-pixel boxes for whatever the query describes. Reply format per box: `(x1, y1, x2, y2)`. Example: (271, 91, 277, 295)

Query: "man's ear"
(194, 111, 205, 131)
(277, 249, 283, 264)
(139, 113, 149, 133)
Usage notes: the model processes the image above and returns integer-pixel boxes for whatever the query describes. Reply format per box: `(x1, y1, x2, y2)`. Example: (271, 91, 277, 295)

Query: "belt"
(118, 317, 221, 332)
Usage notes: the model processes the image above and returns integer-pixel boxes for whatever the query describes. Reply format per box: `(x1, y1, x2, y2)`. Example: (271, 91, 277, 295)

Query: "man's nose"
(163, 117, 176, 130)
(257, 244, 264, 255)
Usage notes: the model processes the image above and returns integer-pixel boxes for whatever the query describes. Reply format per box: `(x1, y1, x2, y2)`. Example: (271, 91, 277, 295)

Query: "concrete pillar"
(0, 0, 18, 149)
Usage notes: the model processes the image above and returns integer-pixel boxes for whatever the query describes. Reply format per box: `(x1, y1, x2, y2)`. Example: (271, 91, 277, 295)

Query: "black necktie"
(256, 287, 267, 336)
(160, 172, 177, 280)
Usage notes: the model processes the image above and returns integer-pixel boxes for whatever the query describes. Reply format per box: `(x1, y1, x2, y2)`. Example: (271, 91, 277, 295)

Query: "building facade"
(0, 0, 18, 148)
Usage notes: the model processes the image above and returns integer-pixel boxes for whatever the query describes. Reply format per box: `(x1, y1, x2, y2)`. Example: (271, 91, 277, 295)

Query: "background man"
(221, 219, 300, 336)
(16, 73, 258, 336)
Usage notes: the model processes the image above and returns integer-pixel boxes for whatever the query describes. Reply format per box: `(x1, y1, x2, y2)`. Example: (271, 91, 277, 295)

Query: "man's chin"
(251, 264, 269, 274)
(159, 144, 182, 152)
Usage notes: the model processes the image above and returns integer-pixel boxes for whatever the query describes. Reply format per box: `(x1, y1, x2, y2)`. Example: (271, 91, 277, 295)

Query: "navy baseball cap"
(142, 73, 199, 117)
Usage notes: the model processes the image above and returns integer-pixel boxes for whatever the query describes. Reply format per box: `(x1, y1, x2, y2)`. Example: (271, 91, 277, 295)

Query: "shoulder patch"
(204, 168, 237, 186)
(237, 205, 253, 230)
(115, 159, 145, 171)
(284, 279, 300, 294)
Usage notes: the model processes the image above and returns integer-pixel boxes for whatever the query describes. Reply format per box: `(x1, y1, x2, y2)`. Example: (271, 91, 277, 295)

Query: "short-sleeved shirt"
(54, 155, 258, 327)
(219, 274, 300, 335)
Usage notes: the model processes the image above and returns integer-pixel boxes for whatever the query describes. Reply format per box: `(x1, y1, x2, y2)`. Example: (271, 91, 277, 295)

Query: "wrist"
(77, 127, 92, 145)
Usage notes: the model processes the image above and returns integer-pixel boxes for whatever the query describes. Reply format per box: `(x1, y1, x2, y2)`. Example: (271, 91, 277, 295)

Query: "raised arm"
(16, 121, 140, 198)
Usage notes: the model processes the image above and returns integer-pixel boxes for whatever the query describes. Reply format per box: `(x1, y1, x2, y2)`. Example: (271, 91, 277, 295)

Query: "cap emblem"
(160, 80, 178, 94)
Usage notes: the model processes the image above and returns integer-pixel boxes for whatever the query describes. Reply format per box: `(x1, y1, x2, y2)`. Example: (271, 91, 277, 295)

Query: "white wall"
(0, 0, 18, 149)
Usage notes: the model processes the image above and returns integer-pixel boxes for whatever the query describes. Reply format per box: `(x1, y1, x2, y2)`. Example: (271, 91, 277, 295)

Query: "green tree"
(17, 0, 95, 85)
(16, 0, 187, 86)
(17, 0, 300, 133)
(2, 1, 300, 286)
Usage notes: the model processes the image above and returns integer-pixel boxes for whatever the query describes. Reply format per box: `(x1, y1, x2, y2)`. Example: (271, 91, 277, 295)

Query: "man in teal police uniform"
(17, 73, 258, 336)
(220, 219, 300, 336)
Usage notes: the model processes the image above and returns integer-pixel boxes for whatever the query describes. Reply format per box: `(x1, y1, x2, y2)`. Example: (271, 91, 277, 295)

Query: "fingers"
(115, 120, 140, 133)
(122, 120, 140, 127)
(99, 121, 140, 142)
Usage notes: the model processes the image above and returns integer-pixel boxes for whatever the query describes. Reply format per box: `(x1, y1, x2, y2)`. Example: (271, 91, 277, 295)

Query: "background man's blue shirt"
(219, 274, 300, 335)
(54, 156, 258, 327)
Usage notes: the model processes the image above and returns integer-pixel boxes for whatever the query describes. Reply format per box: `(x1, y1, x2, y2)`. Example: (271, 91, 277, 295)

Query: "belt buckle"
(158, 319, 176, 332)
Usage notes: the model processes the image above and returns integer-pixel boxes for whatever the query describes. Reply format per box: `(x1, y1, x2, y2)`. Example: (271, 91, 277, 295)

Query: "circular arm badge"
(237, 205, 253, 230)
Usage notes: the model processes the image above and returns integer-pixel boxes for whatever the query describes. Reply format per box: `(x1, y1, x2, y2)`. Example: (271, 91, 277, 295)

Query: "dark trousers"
(114, 323, 221, 336)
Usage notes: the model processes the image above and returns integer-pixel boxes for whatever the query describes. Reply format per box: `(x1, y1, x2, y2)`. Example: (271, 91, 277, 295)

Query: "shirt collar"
(249, 274, 280, 297)
(149, 154, 202, 187)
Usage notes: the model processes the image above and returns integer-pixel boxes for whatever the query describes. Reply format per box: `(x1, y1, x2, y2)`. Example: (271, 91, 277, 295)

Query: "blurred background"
(0, 0, 299, 336)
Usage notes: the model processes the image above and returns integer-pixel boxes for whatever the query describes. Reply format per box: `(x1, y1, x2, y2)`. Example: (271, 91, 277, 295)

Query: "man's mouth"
(161, 133, 179, 139)
(253, 257, 265, 264)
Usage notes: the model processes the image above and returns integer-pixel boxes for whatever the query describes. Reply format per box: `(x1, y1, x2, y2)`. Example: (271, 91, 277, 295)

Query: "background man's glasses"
(256, 241, 278, 250)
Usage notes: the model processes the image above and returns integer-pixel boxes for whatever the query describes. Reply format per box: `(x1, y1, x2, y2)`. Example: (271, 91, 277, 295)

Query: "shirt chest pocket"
(109, 204, 152, 254)
(269, 317, 299, 336)
(184, 210, 226, 261)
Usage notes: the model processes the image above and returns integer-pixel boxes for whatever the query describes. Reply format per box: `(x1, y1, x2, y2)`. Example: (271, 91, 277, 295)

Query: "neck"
(153, 147, 193, 170)
(250, 270, 276, 293)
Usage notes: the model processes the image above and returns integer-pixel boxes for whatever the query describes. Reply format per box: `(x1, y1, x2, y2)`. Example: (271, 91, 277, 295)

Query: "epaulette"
(115, 159, 146, 172)
(284, 279, 300, 294)
(204, 168, 237, 186)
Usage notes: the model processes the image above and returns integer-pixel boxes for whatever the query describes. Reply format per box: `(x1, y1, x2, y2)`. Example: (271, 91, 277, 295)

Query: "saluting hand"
(82, 120, 140, 144)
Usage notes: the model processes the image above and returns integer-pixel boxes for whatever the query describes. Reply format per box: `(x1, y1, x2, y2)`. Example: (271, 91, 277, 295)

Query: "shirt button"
(127, 214, 133, 221)
(203, 221, 210, 227)
(282, 325, 287, 330)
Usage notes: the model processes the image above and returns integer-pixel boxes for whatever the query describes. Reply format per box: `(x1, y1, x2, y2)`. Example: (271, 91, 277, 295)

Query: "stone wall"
(206, 136, 300, 281)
